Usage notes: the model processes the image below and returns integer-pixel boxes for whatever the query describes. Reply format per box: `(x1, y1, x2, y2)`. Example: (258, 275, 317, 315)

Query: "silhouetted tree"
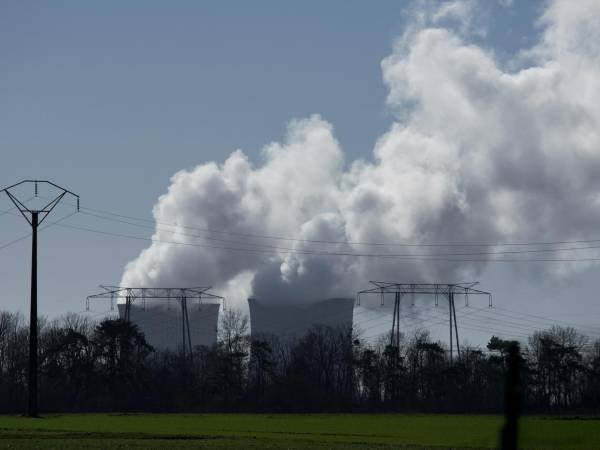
(0, 309, 599, 414)
(92, 319, 153, 410)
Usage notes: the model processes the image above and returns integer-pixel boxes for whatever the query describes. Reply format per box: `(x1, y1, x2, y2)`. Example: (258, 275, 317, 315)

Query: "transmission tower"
(0, 180, 79, 417)
(357, 281, 492, 361)
(86, 286, 224, 357)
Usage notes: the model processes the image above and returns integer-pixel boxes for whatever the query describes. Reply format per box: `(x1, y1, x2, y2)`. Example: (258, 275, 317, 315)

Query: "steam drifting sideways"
(121, 0, 600, 306)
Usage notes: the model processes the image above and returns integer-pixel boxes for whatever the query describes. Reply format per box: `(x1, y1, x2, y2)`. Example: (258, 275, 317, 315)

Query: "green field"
(0, 413, 599, 449)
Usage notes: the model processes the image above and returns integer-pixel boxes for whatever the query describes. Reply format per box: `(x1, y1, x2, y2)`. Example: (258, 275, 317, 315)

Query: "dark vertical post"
(390, 292, 401, 351)
(501, 344, 521, 450)
(28, 212, 39, 417)
(390, 294, 397, 348)
(449, 293, 453, 362)
(452, 293, 460, 361)
(184, 298, 192, 354)
(125, 296, 131, 322)
(181, 296, 186, 356)
(395, 293, 400, 349)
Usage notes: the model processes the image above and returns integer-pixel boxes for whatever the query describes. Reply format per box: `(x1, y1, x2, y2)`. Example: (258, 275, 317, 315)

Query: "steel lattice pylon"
(87, 286, 224, 357)
(357, 281, 492, 361)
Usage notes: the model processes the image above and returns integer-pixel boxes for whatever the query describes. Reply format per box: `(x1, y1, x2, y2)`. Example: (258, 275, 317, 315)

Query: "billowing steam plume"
(122, 0, 600, 306)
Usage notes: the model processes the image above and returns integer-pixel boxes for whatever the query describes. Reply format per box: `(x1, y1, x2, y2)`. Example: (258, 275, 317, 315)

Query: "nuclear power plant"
(86, 284, 494, 359)
(116, 301, 220, 351)
(248, 297, 355, 342)
(87, 286, 223, 352)
(88, 288, 357, 348)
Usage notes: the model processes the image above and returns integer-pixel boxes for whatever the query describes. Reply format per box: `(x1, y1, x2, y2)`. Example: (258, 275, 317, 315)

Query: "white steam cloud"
(122, 0, 600, 306)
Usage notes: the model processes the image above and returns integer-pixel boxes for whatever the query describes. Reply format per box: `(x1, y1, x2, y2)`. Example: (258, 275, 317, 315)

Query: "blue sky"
(2, 1, 600, 346)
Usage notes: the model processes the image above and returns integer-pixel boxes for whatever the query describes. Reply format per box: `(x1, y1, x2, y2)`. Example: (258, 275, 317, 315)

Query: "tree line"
(0, 309, 599, 413)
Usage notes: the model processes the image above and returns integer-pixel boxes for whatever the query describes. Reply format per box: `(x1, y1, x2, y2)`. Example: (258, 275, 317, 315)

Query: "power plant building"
(248, 297, 355, 342)
(117, 301, 220, 351)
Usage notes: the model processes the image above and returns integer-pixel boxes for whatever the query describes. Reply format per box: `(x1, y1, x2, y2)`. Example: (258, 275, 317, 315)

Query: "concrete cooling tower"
(117, 301, 220, 352)
(248, 298, 354, 342)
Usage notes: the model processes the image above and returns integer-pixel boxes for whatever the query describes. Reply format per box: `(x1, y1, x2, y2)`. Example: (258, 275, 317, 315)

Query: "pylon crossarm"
(86, 286, 225, 305)
(195, 292, 224, 301)
(4, 191, 32, 225)
(358, 281, 491, 298)
(1, 180, 80, 225)
(42, 180, 79, 199)
(38, 192, 67, 225)
(0, 180, 32, 192)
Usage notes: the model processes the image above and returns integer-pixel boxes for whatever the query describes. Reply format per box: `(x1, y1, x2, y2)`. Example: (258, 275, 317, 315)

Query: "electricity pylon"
(0, 180, 79, 417)
(357, 281, 492, 361)
(86, 286, 224, 358)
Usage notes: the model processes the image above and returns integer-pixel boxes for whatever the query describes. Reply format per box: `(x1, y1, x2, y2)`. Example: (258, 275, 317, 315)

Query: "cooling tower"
(117, 300, 220, 351)
(248, 298, 354, 342)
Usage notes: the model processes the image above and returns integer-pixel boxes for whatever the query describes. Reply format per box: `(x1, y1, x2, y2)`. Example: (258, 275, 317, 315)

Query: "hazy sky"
(2, 0, 600, 347)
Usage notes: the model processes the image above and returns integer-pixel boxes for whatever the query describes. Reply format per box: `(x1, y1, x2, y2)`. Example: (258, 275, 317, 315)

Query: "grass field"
(0, 413, 599, 449)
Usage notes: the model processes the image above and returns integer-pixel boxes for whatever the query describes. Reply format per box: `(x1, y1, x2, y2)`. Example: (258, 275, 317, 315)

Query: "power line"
(0, 197, 33, 218)
(0, 211, 77, 252)
(77, 209, 600, 258)
(360, 305, 503, 342)
(11, 198, 597, 345)
(41, 219, 600, 263)
(50, 197, 600, 249)
(4, 217, 597, 339)
(492, 306, 600, 335)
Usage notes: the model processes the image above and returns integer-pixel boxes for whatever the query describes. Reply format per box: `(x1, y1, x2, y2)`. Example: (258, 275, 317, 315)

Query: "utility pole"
(1, 180, 79, 417)
(501, 343, 521, 450)
(390, 291, 401, 351)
